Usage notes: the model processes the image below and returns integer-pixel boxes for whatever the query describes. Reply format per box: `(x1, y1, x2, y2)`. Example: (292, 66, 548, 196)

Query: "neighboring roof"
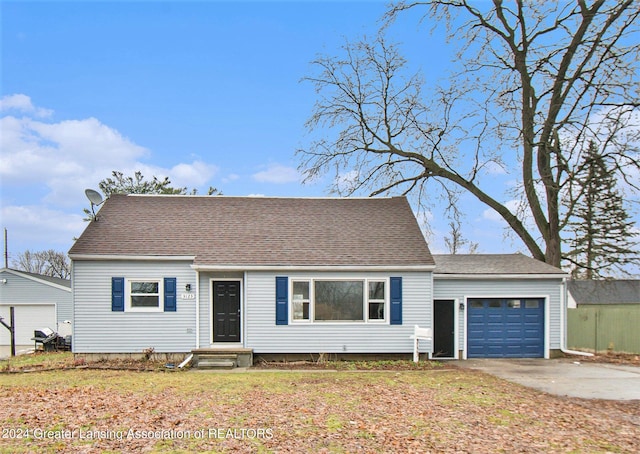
(433, 253, 566, 276)
(568, 280, 640, 305)
(0, 268, 71, 290)
(69, 195, 435, 268)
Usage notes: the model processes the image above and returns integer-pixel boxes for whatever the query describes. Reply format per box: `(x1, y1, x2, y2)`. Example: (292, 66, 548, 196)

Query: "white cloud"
(0, 94, 222, 255)
(1, 204, 86, 254)
(223, 173, 240, 183)
(252, 164, 300, 184)
(0, 115, 149, 187)
(168, 161, 219, 188)
(334, 170, 359, 194)
(0, 98, 221, 207)
(100, 161, 219, 194)
(0, 94, 53, 118)
(0, 114, 153, 208)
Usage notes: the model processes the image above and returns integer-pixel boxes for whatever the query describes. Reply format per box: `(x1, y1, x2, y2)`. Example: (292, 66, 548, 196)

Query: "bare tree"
(444, 216, 479, 255)
(12, 250, 70, 279)
(298, 1, 640, 266)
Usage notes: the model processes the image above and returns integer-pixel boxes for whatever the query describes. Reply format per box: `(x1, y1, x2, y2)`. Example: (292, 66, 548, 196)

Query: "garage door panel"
(0, 305, 56, 345)
(468, 298, 544, 358)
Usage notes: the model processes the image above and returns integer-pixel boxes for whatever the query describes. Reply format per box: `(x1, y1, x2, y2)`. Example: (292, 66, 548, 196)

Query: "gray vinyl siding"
(433, 277, 564, 355)
(0, 270, 72, 325)
(72, 261, 197, 353)
(244, 270, 432, 354)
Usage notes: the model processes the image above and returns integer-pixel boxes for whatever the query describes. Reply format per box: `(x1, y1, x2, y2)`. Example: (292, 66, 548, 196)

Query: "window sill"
(125, 307, 164, 313)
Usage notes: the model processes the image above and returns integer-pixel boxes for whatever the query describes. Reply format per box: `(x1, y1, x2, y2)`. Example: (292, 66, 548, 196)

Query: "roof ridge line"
(123, 194, 400, 200)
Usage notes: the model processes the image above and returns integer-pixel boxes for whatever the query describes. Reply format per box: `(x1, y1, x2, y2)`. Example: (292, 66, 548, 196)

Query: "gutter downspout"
(560, 277, 593, 357)
(195, 270, 200, 350)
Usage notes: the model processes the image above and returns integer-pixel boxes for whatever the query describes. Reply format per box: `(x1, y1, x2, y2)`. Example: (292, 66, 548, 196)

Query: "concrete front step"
(198, 359, 236, 370)
(191, 348, 253, 369)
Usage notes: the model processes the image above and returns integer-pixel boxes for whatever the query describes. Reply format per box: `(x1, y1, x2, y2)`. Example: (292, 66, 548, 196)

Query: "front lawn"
(0, 364, 638, 453)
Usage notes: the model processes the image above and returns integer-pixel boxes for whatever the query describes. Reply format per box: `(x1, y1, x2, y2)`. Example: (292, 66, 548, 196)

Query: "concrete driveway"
(455, 358, 640, 401)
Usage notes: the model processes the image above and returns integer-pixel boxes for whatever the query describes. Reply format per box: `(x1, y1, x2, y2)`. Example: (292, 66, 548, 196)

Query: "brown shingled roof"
(433, 253, 566, 275)
(69, 195, 434, 268)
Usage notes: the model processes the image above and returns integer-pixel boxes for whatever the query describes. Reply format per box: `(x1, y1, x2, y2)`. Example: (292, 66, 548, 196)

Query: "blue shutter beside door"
(164, 277, 177, 312)
(112, 277, 125, 312)
(390, 277, 402, 325)
(275, 276, 288, 325)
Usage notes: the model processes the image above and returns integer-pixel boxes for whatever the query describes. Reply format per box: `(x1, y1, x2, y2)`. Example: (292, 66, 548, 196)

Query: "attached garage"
(432, 254, 567, 360)
(467, 298, 545, 358)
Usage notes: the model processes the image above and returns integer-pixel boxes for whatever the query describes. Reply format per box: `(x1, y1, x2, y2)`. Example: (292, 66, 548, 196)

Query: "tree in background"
(298, 1, 640, 267)
(564, 141, 639, 278)
(84, 170, 220, 220)
(98, 170, 187, 197)
(443, 214, 479, 255)
(12, 250, 70, 279)
(97, 170, 219, 197)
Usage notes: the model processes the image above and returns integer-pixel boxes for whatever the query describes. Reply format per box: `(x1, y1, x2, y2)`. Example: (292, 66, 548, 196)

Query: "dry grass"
(0, 366, 638, 453)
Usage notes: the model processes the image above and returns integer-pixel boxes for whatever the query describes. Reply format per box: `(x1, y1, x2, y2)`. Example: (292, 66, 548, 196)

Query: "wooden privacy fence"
(567, 305, 640, 354)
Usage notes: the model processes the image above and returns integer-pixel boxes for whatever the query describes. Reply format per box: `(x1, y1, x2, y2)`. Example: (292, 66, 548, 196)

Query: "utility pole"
(3, 228, 7, 268)
(0, 308, 16, 357)
(1, 229, 15, 356)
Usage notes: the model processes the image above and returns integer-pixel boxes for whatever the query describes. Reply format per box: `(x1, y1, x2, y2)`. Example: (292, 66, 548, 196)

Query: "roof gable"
(0, 268, 71, 291)
(69, 195, 435, 268)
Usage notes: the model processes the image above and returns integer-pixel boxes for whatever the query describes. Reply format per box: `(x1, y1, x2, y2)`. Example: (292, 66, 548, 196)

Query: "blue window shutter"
(164, 277, 177, 312)
(112, 277, 125, 312)
(275, 276, 288, 325)
(390, 277, 402, 325)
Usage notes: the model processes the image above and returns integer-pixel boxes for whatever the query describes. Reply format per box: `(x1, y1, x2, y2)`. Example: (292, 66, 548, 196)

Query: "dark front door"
(213, 281, 241, 342)
(434, 300, 455, 358)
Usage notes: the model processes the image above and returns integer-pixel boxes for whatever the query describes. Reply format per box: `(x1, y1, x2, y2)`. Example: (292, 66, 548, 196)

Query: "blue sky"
(2, 1, 633, 266)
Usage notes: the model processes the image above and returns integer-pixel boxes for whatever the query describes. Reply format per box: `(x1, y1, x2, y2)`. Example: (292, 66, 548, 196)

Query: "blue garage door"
(468, 298, 544, 358)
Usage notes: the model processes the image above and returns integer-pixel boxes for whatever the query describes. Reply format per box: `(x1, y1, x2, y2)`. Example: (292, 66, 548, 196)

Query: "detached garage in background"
(567, 280, 640, 354)
(0, 268, 72, 355)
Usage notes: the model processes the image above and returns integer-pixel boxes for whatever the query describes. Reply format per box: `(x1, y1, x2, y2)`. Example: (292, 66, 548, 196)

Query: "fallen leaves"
(575, 351, 640, 366)
(0, 368, 638, 453)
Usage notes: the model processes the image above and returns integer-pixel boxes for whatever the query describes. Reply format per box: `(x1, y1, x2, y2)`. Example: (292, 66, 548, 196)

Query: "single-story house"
(68, 194, 568, 363)
(0, 268, 72, 353)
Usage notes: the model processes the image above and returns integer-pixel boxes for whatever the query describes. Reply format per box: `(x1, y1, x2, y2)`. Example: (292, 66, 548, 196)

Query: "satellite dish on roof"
(85, 189, 105, 220)
(85, 189, 103, 205)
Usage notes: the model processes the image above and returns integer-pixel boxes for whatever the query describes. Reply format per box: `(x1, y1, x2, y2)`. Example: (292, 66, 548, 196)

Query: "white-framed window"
(290, 278, 388, 323)
(368, 280, 386, 321)
(292, 280, 310, 321)
(126, 279, 163, 312)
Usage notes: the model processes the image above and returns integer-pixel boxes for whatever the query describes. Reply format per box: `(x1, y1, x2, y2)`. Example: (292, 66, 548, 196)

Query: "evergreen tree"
(564, 142, 639, 278)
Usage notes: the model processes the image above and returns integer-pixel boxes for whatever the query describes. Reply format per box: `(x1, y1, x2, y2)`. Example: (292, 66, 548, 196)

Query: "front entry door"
(433, 299, 455, 358)
(213, 281, 241, 342)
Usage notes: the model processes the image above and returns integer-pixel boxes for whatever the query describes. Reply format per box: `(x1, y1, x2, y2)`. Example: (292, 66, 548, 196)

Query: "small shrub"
(142, 347, 155, 361)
